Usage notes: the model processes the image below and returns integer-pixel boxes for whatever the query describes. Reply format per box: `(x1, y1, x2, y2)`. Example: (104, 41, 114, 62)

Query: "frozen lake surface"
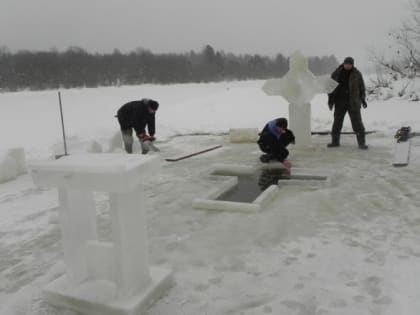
(1, 81, 420, 314)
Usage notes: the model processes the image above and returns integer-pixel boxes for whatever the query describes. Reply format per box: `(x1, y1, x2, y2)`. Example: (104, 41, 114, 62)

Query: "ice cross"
(262, 51, 338, 147)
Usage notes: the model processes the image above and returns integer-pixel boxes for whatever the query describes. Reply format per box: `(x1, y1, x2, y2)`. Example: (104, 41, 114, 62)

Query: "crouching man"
(115, 98, 159, 154)
(257, 117, 295, 168)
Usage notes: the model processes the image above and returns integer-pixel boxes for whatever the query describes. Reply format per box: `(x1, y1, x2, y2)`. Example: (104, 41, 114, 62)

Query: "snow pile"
(0, 147, 27, 183)
(375, 87, 394, 101)
(367, 75, 420, 102)
(108, 131, 124, 153)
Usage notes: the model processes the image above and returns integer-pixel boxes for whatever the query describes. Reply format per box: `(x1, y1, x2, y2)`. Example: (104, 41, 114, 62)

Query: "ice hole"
(215, 169, 290, 203)
(193, 164, 330, 212)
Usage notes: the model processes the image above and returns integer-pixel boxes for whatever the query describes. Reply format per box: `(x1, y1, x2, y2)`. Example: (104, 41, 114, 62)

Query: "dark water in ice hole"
(216, 169, 290, 203)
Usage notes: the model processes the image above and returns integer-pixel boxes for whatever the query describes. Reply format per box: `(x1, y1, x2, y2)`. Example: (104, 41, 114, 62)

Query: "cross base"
(289, 102, 312, 148)
(44, 266, 174, 315)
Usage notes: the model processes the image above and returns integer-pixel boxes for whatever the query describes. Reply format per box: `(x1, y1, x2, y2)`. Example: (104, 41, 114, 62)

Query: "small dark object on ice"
(395, 126, 411, 143)
(327, 143, 340, 148)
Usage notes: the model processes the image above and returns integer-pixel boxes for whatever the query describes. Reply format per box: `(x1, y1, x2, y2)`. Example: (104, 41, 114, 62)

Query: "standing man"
(257, 117, 295, 168)
(116, 98, 159, 154)
(328, 57, 368, 149)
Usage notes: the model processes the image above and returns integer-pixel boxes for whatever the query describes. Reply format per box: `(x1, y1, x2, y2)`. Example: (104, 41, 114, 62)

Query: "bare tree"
(367, 0, 420, 99)
(370, 0, 420, 79)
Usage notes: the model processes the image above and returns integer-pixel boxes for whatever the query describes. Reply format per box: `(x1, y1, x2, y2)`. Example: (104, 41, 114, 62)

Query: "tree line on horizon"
(0, 45, 339, 92)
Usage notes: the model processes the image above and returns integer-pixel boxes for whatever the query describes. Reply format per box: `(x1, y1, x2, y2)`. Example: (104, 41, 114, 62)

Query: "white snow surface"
(1, 80, 420, 315)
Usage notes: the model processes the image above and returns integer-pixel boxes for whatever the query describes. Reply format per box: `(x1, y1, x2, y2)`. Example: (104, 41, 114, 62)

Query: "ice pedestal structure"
(29, 154, 173, 315)
(262, 51, 338, 148)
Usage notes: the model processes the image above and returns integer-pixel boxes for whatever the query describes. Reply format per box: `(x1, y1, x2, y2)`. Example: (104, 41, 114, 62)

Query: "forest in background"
(0, 45, 339, 91)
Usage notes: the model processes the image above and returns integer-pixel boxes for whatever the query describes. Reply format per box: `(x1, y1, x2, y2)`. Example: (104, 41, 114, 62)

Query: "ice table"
(29, 154, 173, 315)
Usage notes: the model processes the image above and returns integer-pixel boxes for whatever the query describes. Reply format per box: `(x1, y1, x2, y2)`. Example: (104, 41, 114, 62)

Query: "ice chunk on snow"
(0, 154, 18, 183)
(7, 148, 27, 175)
(229, 128, 259, 143)
(86, 140, 103, 153)
(0, 147, 27, 183)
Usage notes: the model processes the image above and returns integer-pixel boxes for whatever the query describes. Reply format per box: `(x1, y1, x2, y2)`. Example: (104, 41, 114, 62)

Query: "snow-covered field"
(1, 80, 420, 315)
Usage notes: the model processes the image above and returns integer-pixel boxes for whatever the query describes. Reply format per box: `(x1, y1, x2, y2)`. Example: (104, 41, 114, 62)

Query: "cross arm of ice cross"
(262, 52, 338, 105)
(317, 74, 339, 95)
(262, 73, 338, 105)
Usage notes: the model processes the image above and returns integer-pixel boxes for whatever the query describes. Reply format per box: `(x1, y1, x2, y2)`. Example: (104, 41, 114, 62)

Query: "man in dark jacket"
(116, 99, 159, 153)
(328, 57, 368, 149)
(257, 117, 295, 168)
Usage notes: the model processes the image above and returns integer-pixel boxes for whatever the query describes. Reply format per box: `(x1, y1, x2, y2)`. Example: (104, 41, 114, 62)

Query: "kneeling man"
(257, 117, 295, 168)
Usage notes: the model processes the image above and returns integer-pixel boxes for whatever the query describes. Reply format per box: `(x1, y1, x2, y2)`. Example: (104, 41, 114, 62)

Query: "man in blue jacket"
(116, 99, 159, 153)
(257, 117, 295, 168)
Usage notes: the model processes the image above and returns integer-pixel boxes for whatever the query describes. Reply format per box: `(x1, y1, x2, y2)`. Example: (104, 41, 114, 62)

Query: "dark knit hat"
(344, 57, 354, 65)
(147, 99, 159, 110)
(276, 118, 288, 128)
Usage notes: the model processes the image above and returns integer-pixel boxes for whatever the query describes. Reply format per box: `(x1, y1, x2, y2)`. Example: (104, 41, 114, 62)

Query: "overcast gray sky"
(0, 0, 409, 67)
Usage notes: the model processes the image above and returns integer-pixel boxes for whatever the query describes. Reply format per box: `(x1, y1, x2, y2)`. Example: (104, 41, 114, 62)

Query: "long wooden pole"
(165, 145, 222, 162)
(311, 130, 376, 136)
(58, 91, 68, 156)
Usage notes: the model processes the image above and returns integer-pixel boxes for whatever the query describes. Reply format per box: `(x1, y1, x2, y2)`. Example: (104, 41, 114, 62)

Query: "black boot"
(357, 133, 368, 150)
(259, 154, 271, 163)
(124, 142, 133, 154)
(327, 134, 340, 148)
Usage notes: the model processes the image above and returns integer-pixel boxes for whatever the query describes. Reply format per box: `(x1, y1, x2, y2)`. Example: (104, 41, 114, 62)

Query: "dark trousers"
(332, 103, 365, 136)
(258, 141, 289, 162)
(117, 115, 134, 153)
(121, 129, 134, 153)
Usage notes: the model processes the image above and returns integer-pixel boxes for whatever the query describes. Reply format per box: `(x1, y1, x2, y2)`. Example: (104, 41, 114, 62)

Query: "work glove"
(362, 99, 368, 109)
(282, 160, 292, 169)
(138, 134, 153, 142)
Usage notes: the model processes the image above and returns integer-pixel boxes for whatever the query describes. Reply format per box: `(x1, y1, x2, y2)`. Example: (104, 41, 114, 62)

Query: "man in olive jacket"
(116, 99, 159, 153)
(328, 57, 368, 149)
